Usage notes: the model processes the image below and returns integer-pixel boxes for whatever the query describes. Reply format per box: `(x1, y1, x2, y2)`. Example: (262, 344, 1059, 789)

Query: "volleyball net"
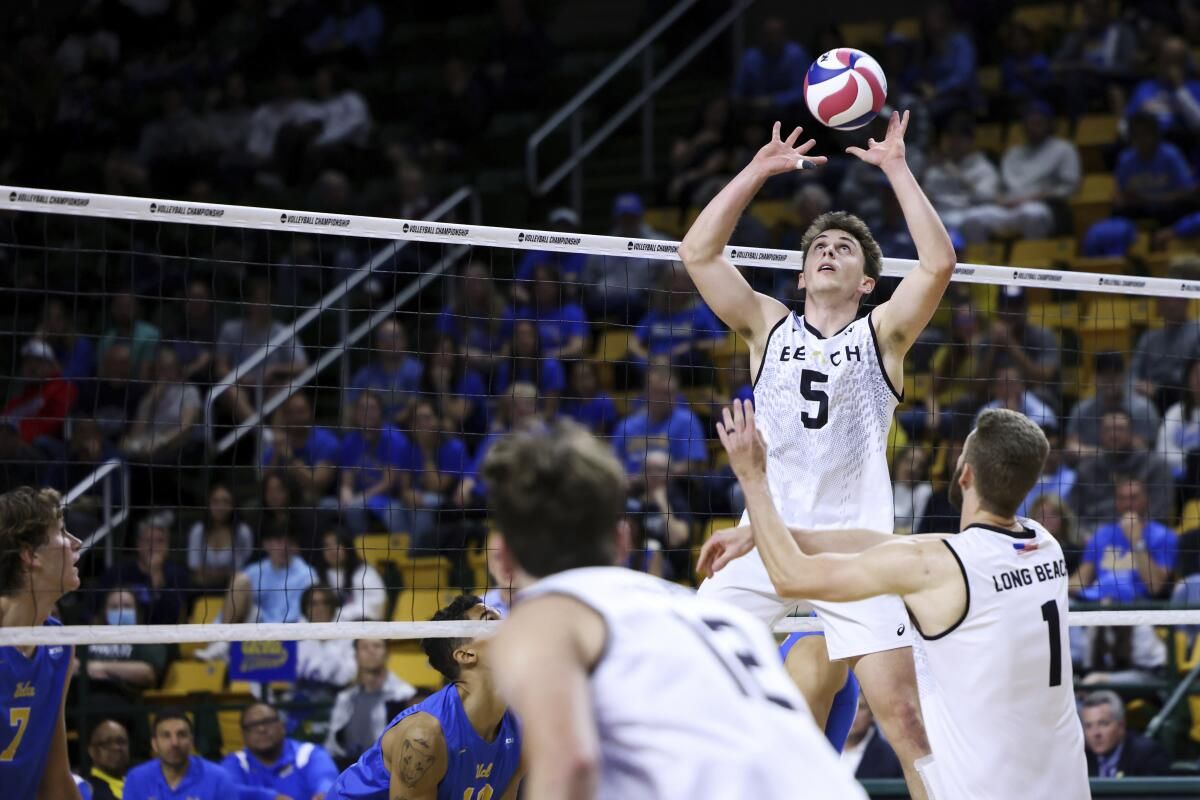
(2, 184, 1200, 661)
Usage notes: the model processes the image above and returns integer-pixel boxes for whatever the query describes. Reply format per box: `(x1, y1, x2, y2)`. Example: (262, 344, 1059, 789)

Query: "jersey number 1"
(1041, 600, 1062, 687)
(800, 370, 829, 429)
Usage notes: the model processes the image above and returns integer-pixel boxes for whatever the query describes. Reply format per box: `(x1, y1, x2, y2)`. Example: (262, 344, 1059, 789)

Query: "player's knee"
(878, 694, 927, 749)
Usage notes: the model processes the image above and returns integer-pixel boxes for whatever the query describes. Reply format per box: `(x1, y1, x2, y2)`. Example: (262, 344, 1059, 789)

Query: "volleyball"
(803, 47, 888, 131)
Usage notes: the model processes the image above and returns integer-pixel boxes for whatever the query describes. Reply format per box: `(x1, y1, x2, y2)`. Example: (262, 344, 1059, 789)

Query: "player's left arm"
(850, 111, 956, 379)
(38, 646, 82, 800)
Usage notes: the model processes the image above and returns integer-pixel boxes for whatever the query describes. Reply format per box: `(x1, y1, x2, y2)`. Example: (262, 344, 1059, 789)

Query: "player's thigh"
(849, 647, 925, 743)
(783, 635, 848, 719)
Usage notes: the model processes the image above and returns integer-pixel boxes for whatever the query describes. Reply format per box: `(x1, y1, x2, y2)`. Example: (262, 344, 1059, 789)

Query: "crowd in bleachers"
(6, 0, 1200, 785)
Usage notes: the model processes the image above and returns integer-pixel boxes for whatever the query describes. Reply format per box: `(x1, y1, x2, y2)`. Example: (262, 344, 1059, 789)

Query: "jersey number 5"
(800, 370, 829, 429)
(0, 707, 30, 762)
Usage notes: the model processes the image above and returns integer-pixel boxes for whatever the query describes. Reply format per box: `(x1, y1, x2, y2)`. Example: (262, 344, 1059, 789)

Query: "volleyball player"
(678, 111, 955, 795)
(330, 595, 522, 800)
(483, 421, 866, 800)
(0, 486, 83, 800)
(703, 402, 1089, 799)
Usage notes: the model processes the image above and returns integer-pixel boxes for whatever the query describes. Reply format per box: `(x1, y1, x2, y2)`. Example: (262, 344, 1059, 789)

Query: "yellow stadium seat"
(1071, 173, 1116, 238)
(712, 333, 751, 373)
(1181, 500, 1200, 533)
(902, 373, 933, 405)
(974, 123, 1005, 156)
(1075, 114, 1119, 171)
(152, 660, 227, 696)
(964, 240, 1008, 267)
(1014, 4, 1068, 30)
(356, 533, 400, 572)
(1010, 238, 1076, 268)
(1070, 256, 1127, 276)
(1026, 302, 1080, 331)
(388, 650, 446, 689)
(702, 517, 740, 544)
(1167, 237, 1200, 258)
(644, 207, 684, 238)
(749, 200, 793, 230)
(465, 546, 491, 594)
(180, 595, 225, 659)
(592, 327, 633, 391)
(1004, 117, 1070, 150)
(977, 65, 1001, 95)
(398, 556, 453, 588)
(391, 588, 460, 622)
(840, 21, 887, 47)
(890, 17, 920, 40)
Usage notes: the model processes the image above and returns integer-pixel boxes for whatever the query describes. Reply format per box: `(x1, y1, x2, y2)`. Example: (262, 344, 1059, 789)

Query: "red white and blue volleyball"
(804, 48, 888, 131)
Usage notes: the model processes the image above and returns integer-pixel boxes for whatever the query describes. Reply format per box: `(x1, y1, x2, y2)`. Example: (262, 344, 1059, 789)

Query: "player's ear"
(454, 642, 479, 669)
(859, 273, 876, 297)
(797, 270, 807, 291)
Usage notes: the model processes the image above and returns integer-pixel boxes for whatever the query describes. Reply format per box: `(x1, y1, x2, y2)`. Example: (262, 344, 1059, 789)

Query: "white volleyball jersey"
(519, 567, 867, 800)
(753, 310, 901, 530)
(912, 521, 1089, 800)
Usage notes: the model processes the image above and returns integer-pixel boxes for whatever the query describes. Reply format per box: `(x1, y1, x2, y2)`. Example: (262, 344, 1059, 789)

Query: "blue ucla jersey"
(331, 683, 521, 800)
(0, 618, 71, 798)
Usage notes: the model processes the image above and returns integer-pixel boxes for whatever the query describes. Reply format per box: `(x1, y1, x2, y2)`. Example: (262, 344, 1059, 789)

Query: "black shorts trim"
(867, 309, 904, 402)
(751, 312, 793, 391)
(909, 540, 970, 641)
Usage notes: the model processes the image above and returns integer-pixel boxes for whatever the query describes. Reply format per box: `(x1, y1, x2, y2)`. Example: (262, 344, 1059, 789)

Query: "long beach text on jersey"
(753, 312, 900, 531)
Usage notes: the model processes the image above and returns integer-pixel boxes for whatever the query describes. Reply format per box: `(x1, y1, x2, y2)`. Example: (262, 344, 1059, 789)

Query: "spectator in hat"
(1, 337, 77, 446)
(584, 192, 670, 322)
(513, 207, 587, 302)
(731, 17, 809, 121)
(1067, 352, 1161, 460)
(957, 100, 1081, 242)
(1132, 258, 1200, 411)
(1114, 112, 1196, 226)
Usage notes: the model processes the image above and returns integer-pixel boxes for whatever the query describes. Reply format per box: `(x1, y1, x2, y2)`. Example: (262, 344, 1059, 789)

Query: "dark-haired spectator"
(561, 360, 619, 436)
(98, 291, 160, 381)
(1124, 37, 1200, 141)
(668, 97, 733, 209)
(628, 263, 723, 385)
(348, 319, 424, 428)
(1157, 359, 1200, 487)
(1082, 691, 1171, 777)
(421, 339, 489, 439)
(585, 193, 670, 322)
(504, 263, 589, 360)
(119, 347, 201, 463)
(402, 399, 471, 530)
(256, 469, 327, 559)
(1132, 260, 1200, 411)
(1000, 22, 1049, 107)
(169, 279, 219, 384)
(304, 1, 384, 59)
(959, 101, 1080, 242)
(97, 512, 190, 626)
(1, 338, 77, 447)
(1076, 478, 1176, 602)
(1071, 411, 1175, 532)
(123, 711, 236, 799)
(731, 17, 809, 121)
(1053, 0, 1138, 116)
(186, 483, 253, 591)
(612, 360, 706, 479)
(1114, 112, 1196, 225)
(481, 0, 554, 110)
(977, 365, 1058, 431)
(1028, 494, 1085, 576)
(223, 521, 316, 625)
(37, 297, 95, 380)
(77, 589, 167, 709)
(629, 449, 692, 578)
(493, 320, 566, 416)
(454, 383, 544, 507)
(923, 113, 1000, 241)
(221, 701, 339, 799)
(913, 4, 977, 123)
(843, 695, 904, 779)
(332, 391, 411, 537)
(325, 639, 417, 769)
(297, 586, 358, 690)
(75, 342, 141, 444)
(263, 393, 340, 502)
(1067, 352, 1161, 460)
(216, 279, 310, 422)
(513, 208, 586, 299)
(84, 719, 130, 800)
(318, 527, 386, 621)
(435, 262, 510, 373)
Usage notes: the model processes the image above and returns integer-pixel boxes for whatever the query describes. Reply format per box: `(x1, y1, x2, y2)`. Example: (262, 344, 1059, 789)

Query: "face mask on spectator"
(106, 608, 137, 627)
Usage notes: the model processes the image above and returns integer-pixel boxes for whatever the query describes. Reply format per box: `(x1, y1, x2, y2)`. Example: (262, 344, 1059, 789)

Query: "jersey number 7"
(0, 707, 30, 761)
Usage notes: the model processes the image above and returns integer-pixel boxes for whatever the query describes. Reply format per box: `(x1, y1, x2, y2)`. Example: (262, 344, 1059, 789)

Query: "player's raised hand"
(845, 109, 909, 169)
(696, 525, 756, 577)
(752, 122, 827, 177)
(716, 399, 767, 480)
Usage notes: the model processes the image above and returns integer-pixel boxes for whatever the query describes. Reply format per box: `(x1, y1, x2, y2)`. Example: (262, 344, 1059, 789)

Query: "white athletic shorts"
(697, 532, 912, 661)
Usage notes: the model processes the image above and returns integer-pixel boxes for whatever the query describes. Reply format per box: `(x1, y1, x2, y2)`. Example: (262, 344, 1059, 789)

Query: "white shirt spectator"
(312, 91, 371, 148)
(324, 563, 388, 622)
(298, 636, 358, 687)
(186, 520, 253, 575)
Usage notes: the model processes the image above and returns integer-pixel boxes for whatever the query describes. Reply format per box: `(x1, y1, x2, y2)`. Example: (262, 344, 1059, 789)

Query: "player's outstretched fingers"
(785, 126, 803, 147)
(696, 537, 717, 576)
(771, 121, 782, 141)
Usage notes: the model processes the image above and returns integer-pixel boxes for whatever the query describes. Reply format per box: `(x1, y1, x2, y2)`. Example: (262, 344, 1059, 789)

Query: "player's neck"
(456, 677, 507, 742)
(0, 588, 54, 636)
(959, 496, 1019, 532)
(800, 295, 857, 338)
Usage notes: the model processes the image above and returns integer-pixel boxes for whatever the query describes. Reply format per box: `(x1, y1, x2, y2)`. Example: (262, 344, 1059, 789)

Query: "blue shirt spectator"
(262, 394, 340, 498)
(239, 524, 316, 624)
(304, 2, 384, 58)
(493, 356, 566, 396)
(1124, 38, 1200, 137)
(221, 704, 338, 800)
(1079, 519, 1176, 602)
(124, 755, 236, 800)
(454, 383, 543, 505)
(1017, 464, 1077, 518)
(339, 424, 412, 495)
(1002, 47, 1049, 100)
(632, 298, 724, 357)
(435, 263, 510, 367)
(977, 366, 1059, 432)
(732, 17, 809, 110)
(612, 361, 707, 476)
(1115, 114, 1195, 214)
(347, 319, 424, 424)
(502, 261, 590, 360)
(561, 361, 619, 436)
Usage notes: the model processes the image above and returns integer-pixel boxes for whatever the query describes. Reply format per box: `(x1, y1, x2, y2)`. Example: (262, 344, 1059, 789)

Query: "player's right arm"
(384, 712, 448, 800)
(491, 594, 605, 800)
(697, 523, 950, 575)
(678, 123, 824, 347)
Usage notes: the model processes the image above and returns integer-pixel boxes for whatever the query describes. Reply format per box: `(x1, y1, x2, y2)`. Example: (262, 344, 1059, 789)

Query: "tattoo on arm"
(400, 735, 436, 787)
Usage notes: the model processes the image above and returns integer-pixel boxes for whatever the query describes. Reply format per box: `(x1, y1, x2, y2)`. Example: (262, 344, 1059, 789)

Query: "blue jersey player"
(331, 595, 522, 799)
(0, 487, 83, 800)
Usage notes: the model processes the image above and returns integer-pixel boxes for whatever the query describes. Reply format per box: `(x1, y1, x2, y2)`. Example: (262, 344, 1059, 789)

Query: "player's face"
(153, 720, 193, 768)
(33, 516, 81, 594)
(801, 232, 872, 300)
(461, 603, 502, 669)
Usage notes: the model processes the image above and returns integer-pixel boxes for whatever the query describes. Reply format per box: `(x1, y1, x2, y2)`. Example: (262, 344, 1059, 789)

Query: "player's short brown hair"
(0, 487, 63, 595)
(966, 409, 1049, 517)
(799, 211, 883, 282)
(482, 420, 627, 578)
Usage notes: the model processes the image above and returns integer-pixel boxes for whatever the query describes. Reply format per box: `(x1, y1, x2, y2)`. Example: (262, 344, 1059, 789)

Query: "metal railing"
(526, 0, 755, 210)
(65, 186, 480, 561)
